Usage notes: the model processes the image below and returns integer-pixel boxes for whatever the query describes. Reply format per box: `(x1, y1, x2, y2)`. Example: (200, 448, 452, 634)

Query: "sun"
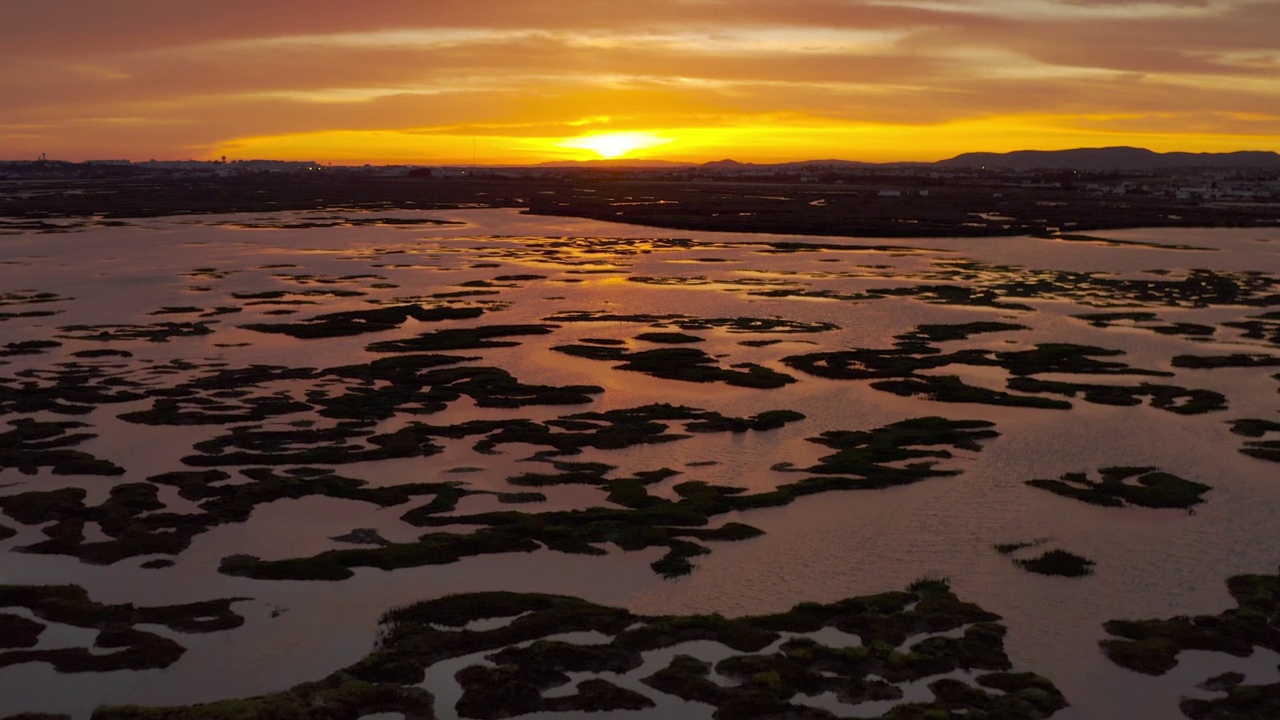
(558, 131, 671, 159)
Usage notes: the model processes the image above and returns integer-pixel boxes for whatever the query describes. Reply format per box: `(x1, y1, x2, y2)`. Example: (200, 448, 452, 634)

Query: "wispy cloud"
(1, 0, 1275, 161)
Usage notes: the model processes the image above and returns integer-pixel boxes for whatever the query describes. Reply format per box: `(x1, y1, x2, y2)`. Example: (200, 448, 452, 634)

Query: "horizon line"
(5, 145, 1280, 169)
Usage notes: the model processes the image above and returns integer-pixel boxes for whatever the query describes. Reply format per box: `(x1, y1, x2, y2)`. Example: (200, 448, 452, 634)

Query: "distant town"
(3, 147, 1278, 237)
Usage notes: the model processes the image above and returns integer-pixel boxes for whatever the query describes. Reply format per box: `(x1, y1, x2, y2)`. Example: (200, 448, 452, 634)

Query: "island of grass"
(1005, 378, 1227, 415)
(0, 418, 125, 477)
(225, 214, 460, 230)
(1223, 311, 1280, 346)
(871, 374, 1071, 409)
(0, 585, 244, 673)
(0, 340, 61, 357)
(783, 321, 1229, 413)
(995, 541, 1094, 577)
(0, 404, 810, 567)
(0, 463, 542, 565)
(217, 416, 996, 581)
(1015, 550, 1095, 578)
(1073, 311, 1217, 337)
(994, 539, 1047, 556)
(105, 357, 605, 428)
(1228, 418, 1280, 462)
(1100, 572, 1280, 719)
(1172, 354, 1280, 369)
(175, 403, 806, 469)
(90, 581, 1066, 720)
(364, 324, 559, 353)
(1050, 233, 1214, 251)
(1026, 467, 1210, 509)
(241, 303, 486, 339)
(554, 344, 796, 388)
(635, 331, 704, 344)
(543, 310, 839, 334)
(55, 322, 215, 343)
(757, 263, 1280, 310)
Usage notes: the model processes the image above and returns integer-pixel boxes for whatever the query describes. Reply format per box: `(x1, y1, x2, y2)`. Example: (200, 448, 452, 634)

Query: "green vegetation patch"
(226, 215, 459, 230)
(0, 358, 151, 415)
(497, 404, 807, 453)
(789, 339, 1168, 382)
(578, 337, 625, 346)
(3, 404, 807, 567)
(70, 349, 133, 359)
(554, 344, 796, 388)
(318, 361, 602, 419)
(0, 418, 125, 476)
(862, 283, 1035, 311)
(903, 321, 1030, 342)
(242, 304, 485, 339)
(1228, 418, 1280, 462)
(56, 322, 215, 343)
(0, 613, 44, 649)
(1101, 572, 1280, 683)
(545, 311, 839, 334)
(1229, 418, 1280, 438)
(365, 324, 557, 353)
(757, 260, 1280, 313)
(1172, 353, 1280, 369)
(183, 403, 800, 472)
(1182, 681, 1280, 720)
(0, 585, 244, 673)
(0, 291, 71, 323)
(994, 539, 1047, 556)
(455, 665, 653, 719)
(640, 581, 1062, 720)
(0, 340, 61, 357)
(635, 331, 704, 344)
(92, 673, 434, 720)
(92, 582, 1065, 720)
(944, 264, 1279, 310)
(218, 416, 995, 581)
(1223, 311, 1280, 347)
(1007, 378, 1228, 415)
(1052, 233, 1215, 251)
(217, 466, 759, 581)
(147, 307, 202, 316)
(1026, 466, 1210, 509)
(181, 422, 445, 467)
(1239, 441, 1280, 463)
(119, 394, 313, 426)
(1015, 550, 1095, 577)
(0, 291, 71, 308)
(492, 274, 547, 282)
(872, 375, 1071, 409)
(232, 290, 364, 303)
(0, 465, 485, 564)
(993, 343, 1171, 377)
(783, 321, 1217, 414)
(0, 484, 178, 563)
(1073, 311, 1216, 337)
(772, 416, 998, 490)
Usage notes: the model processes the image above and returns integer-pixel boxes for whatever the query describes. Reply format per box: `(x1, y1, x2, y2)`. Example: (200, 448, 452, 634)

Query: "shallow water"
(1, 208, 1278, 719)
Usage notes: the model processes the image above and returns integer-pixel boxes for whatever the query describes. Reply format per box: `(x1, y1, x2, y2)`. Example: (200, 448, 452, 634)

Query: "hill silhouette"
(936, 147, 1280, 171)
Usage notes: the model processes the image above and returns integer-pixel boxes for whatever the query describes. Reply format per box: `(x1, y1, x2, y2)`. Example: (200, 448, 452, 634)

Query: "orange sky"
(2, 0, 1278, 164)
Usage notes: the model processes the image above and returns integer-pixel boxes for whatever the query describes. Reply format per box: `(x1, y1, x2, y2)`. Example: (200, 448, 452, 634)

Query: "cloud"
(2, 0, 1275, 161)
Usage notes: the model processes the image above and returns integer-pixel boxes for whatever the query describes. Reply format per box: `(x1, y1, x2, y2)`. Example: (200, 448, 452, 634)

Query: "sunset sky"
(3, 0, 1278, 164)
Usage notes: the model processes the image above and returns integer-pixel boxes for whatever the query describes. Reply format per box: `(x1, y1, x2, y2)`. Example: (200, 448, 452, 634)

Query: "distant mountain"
(701, 158, 923, 170)
(936, 147, 1280, 171)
